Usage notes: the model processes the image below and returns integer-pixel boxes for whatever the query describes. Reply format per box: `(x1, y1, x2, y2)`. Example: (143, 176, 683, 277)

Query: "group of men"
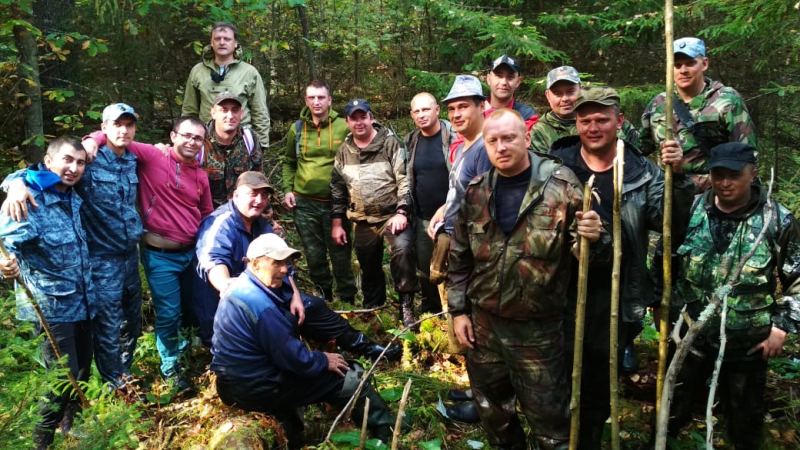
(1, 24, 799, 449)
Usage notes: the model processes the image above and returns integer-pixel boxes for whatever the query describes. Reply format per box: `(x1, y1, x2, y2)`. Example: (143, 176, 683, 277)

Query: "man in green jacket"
(281, 80, 356, 303)
(182, 22, 271, 145)
(530, 66, 639, 153)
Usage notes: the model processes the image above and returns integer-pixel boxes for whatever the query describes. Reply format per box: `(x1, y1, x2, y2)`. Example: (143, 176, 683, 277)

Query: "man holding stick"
(549, 87, 693, 449)
(657, 142, 800, 449)
(448, 109, 605, 450)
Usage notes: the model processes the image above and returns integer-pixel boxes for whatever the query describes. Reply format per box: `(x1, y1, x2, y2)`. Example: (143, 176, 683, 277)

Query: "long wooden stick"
(359, 397, 370, 449)
(610, 140, 625, 450)
(656, 0, 675, 422)
(568, 174, 595, 450)
(391, 378, 412, 450)
(0, 242, 89, 408)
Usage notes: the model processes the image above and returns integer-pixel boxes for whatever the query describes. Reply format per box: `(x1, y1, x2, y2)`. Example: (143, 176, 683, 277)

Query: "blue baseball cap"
(345, 99, 372, 118)
(102, 103, 137, 122)
(673, 37, 706, 58)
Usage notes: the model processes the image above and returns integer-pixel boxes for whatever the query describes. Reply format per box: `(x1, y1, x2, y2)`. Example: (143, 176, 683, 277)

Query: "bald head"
(410, 92, 441, 136)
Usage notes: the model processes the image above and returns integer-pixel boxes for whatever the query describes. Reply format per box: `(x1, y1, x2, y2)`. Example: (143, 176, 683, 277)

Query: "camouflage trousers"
(294, 195, 357, 300)
(466, 307, 570, 449)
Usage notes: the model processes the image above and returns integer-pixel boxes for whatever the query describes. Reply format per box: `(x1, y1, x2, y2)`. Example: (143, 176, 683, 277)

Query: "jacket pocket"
(42, 230, 80, 268)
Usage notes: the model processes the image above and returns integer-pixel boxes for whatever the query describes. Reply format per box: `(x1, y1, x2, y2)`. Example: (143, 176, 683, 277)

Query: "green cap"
(574, 86, 620, 111)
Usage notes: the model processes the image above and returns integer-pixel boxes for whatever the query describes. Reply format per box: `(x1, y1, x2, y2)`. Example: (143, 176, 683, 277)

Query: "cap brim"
(707, 160, 749, 171)
(492, 63, 519, 73)
(674, 51, 700, 58)
(268, 248, 301, 261)
(108, 112, 137, 122)
(575, 100, 619, 110)
(346, 106, 370, 116)
(242, 183, 275, 194)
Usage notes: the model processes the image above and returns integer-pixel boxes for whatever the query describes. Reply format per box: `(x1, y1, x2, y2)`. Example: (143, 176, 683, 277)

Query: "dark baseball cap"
(213, 92, 242, 107)
(491, 55, 520, 74)
(344, 99, 371, 117)
(707, 142, 757, 171)
(235, 171, 275, 194)
(574, 86, 621, 111)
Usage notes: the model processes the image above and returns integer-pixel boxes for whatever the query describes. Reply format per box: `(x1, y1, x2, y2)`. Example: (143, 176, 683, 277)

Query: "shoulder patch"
(551, 165, 582, 188)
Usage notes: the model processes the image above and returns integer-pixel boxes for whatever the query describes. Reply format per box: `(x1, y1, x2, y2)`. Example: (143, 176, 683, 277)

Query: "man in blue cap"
(330, 99, 420, 325)
(641, 37, 757, 193)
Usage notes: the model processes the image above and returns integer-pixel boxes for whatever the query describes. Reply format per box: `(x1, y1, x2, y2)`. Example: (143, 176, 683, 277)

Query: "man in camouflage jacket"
(330, 99, 419, 323)
(641, 37, 757, 193)
(663, 142, 800, 449)
(530, 66, 640, 153)
(448, 109, 605, 450)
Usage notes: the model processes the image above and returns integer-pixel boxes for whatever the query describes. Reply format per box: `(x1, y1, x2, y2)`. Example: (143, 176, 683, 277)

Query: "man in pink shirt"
(85, 116, 213, 393)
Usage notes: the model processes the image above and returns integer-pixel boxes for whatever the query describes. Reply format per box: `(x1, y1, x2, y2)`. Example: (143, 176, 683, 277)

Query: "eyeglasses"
(178, 132, 204, 143)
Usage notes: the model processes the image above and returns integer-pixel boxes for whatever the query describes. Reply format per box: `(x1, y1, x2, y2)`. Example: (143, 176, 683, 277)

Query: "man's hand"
(0, 254, 20, 280)
(659, 140, 684, 173)
(748, 326, 787, 360)
(575, 210, 602, 243)
(271, 221, 285, 237)
(283, 192, 296, 210)
(287, 276, 305, 326)
(453, 315, 475, 350)
(82, 138, 99, 163)
(154, 143, 169, 156)
(387, 213, 408, 235)
(1, 179, 37, 221)
(324, 352, 349, 377)
(427, 206, 446, 240)
(332, 219, 348, 245)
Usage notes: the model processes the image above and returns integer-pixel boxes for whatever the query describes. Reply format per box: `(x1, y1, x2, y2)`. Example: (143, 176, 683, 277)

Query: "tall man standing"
(448, 109, 604, 450)
(404, 92, 456, 314)
(550, 87, 693, 449)
(530, 66, 640, 153)
(0, 138, 94, 449)
(282, 80, 357, 303)
(182, 22, 270, 145)
(641, 37, 757, 192)
(330, 99, 419, 325)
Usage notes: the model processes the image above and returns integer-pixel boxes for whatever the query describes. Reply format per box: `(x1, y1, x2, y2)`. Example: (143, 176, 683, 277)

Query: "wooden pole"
(610, 140, 625, 450)
(359, 397, 370, 449)
(656, 0, 675, 423)
(0, 242, 89, 408)
(568, 174, 595, 450)
(391, 378, 412, 450)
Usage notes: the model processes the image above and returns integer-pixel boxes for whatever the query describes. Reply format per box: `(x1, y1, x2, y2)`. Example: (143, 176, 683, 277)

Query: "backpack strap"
(242, 127, 255, 155)
(294, 120, 303, 158)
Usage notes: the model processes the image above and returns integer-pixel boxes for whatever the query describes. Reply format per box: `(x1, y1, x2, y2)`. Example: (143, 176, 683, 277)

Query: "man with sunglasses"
(182, 22, 271, 145)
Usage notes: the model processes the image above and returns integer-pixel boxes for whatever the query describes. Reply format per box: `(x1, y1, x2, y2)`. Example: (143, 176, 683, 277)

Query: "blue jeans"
(141, 247, 194, 377)
(91, 251, 142, 387)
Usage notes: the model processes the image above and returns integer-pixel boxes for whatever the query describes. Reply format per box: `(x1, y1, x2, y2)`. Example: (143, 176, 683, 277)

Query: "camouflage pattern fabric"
(529, 110, 641, 153)
(675, 189, 800, 359)
(447, 151, 587, 320)
(330, 123, 409, 224)
(202, 124, 264, 207)
(467, 307, 569, 449)
(641, 77, 757, 191)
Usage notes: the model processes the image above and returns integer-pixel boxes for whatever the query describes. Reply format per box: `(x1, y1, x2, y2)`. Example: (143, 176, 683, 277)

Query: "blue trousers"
(90, 252, 142, 387)
(141, 247, 194, 377)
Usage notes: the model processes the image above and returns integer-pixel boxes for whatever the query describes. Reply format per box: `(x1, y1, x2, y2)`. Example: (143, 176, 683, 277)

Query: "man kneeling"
(211, 234, 399, 449)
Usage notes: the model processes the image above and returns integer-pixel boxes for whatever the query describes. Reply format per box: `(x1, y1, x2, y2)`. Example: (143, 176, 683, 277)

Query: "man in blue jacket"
(212, 234, 400, 449)
(193, 171, 399, 361)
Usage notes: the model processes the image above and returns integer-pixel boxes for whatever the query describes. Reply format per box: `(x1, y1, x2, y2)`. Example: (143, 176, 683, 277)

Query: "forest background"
(0, 1, 799, 449)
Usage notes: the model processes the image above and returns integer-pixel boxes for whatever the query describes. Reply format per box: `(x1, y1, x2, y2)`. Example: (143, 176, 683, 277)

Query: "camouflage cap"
(246, 233, 301, 261)
(673, 37, 706, 58)
(708, 142, 757, 171)
(574, 86, 620, 111)
(443, 75, 486, 104)
(213, 91, 242, 107)
(102, 103, 137, 122)
(546, 66, 580, 89)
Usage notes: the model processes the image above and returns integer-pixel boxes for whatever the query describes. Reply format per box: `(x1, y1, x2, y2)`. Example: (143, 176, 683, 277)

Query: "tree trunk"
(13, 22, 44, 163)
(297, 5, 317, 81)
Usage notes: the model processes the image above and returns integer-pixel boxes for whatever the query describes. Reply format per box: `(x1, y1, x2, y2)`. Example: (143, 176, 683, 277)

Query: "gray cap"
(442, 75, 486, 104)
(246, 234, 301, 261)
(546, 66, 581, 89)
(213, 92, 242, 107)
(102, 103, 137, 122)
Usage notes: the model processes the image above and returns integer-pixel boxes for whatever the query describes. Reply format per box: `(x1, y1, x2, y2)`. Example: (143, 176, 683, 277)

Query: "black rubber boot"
(60, 400, 81, 435)
(339, 332, 402, 362)
(446, 401, 480, 423)
(398, 293, 416, 328)
(33, 428, 54, 450)
(447, 388, 473, 402)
